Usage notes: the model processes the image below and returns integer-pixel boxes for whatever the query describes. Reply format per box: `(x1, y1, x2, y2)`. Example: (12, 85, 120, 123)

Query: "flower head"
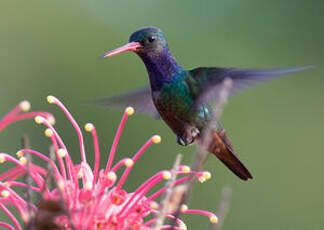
(0, 96, 217, 230)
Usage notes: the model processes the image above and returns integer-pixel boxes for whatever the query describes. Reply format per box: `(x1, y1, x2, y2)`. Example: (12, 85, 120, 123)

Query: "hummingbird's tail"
(207, 130, 253, 181)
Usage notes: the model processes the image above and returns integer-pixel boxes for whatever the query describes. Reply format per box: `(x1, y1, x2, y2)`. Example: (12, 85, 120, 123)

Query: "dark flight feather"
(94, 86, 160, 118)
(97, 66, 311, 118)
(190, 66, 312, 105)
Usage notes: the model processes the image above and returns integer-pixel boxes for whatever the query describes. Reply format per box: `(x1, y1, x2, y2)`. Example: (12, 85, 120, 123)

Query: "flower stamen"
(105, 107, 134, 172)
(0, 97, 218, 230)
(47, 95, 87, 163)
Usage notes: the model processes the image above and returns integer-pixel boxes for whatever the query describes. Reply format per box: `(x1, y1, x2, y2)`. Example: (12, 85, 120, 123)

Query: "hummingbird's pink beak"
(101, 42, 142, 59)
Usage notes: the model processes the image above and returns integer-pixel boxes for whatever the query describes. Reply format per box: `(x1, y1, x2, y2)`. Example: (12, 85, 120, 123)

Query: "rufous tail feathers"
(206, 130, 253, 180)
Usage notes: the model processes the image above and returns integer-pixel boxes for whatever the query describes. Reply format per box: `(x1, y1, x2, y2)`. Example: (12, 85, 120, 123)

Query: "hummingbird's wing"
(94, 86, 160, 118)
(189, 66, 312, 104)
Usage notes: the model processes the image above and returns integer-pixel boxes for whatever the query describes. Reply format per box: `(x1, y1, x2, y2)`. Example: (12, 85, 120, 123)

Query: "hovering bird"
(100, 27, 309, 180)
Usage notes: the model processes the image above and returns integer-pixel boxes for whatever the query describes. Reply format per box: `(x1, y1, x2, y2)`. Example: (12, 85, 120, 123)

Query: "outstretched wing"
(94, 86, 160, 118)
(189, 66, 312, 104)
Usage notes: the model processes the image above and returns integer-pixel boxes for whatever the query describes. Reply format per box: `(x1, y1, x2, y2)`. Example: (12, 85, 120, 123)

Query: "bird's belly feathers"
(152, 82, 205, 135)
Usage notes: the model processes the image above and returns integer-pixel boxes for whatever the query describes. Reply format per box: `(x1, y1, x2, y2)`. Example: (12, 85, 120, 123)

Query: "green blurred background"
(1, 0, 324, 229)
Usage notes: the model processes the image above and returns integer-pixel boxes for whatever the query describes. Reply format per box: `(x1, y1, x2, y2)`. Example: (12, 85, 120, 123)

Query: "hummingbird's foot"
(191, 127, 200, 138)
(176, 134, 194, 146)
(176, 135, 188, 146)
(176, 127, 200, 146)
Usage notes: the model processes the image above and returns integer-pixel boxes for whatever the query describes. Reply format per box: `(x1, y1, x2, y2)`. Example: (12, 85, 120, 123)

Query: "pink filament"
(0, 166, 28, 182)
(116, 137, 154, 190)
(0, 202, 22, 230)
(148, 176, 190, 201)
(49, 135, 67, 180)
(7, 112, 53, 124)
(0, 184, 37, 211)
(183, 209, 215, 219)
(0, 154, 44, 188)
(111, 158, 131, 172)
(105, 110, 129, 172)
(118, 171, 167, 218)
(7, 182, 41, 192)
(144, 213, 184, 229)
(160, 225, 182, 230)
(121, 177, 163, 219)
(0, 222, 15, 230)
(2, 104, 21, 119)
(40, 118, 77, 186)
(0, 104, 22, 131)
(0, 109, 53, 131)
(50, 97, 87, 163)
(19, 149, 61, 178)
(89, 126, 100, 185)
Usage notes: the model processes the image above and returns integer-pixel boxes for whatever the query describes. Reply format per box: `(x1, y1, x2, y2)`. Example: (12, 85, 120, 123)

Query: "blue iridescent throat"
(137, 48, 184, 91)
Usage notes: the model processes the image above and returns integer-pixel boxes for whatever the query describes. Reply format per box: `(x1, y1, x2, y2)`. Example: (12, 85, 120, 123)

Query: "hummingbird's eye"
(147, 36, 157, 43)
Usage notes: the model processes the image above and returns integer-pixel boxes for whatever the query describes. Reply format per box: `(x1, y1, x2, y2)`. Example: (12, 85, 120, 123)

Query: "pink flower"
(0, 96, 217, 230)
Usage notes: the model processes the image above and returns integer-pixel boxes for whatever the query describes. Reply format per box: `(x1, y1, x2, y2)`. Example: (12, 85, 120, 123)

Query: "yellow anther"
(152, 135, 161, 144)
(77, 169, 83, 178)
(125, 107, 135, 116)
(150, 201, 159, 210)
(16, 151, 24, 158)
(57, 149, 67, 158)
(84, 123, 94, 132)
(21, 212, 30, 223)
(0, 154, 5, 163)
(20, 211, 31, 223)
(48, 116, 56, 125)
(179, 222, 187, 230)
(45, 128, 53, 137)
(209, 215, 218, 224)
(124, 158, 134, 167)
(107, 172, 117, 181)
(34, 116, 44, 124)
(46, 95, 55, 104)
(180, 204, 188, 212)
(19, 157, 27, 165)
(162, 171, 171, 180)
(198, 177, 206, 183)
(1, 190, 10, 198)
(20, 100, 31, 112)
(203, 171, 211, 180)
(57, 180, 65, 191)
(23, 213, 31, 223)
(181, 165, 191, 173)
(3, 182, 10, 188)
(85, 182, 93, 190)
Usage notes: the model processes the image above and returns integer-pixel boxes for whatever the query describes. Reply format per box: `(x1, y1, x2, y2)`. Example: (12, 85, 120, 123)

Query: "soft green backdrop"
(1, 0, 323, 229)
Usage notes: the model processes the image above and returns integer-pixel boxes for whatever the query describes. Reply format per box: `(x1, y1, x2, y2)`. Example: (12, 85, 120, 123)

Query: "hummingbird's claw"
(191, 127, 200, 138)
(176, 126, 199, 146)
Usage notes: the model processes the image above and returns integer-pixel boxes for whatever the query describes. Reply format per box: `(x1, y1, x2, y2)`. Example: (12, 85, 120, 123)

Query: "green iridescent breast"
(154, 78, 192, 113)
(152, 72, 210, 129)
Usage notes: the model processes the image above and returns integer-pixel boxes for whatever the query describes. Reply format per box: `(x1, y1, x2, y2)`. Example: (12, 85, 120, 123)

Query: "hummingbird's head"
(129, 27, 168, 54)
(101, 27, 168, 59)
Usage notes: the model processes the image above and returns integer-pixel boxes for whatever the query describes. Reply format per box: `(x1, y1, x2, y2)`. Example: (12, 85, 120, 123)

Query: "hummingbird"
(100, 27, 310, 181)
